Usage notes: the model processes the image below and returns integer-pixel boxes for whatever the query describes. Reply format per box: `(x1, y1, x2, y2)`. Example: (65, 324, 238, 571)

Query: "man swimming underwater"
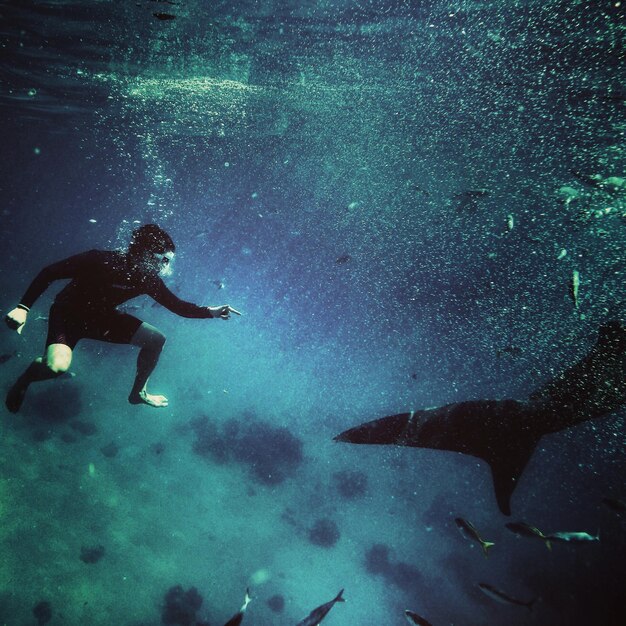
(4, 223, 240, 411)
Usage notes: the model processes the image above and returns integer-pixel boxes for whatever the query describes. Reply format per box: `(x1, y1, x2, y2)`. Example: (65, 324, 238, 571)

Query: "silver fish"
(405, 609, 434, 626)
(506, 214, 515, 231)
(296, 589, 344, 626)
(546, 531, 599, 543)
(223, 588, 251, 626)
(455, 518, 495, 557)
(478, 583, 534, 610)
(505, 521, 552, 550)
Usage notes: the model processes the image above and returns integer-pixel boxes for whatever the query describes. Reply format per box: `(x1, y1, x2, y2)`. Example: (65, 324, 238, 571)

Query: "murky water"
(1, 1, 625, 625)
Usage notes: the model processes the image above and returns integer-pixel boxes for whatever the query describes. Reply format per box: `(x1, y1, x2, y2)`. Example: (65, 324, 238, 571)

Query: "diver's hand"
(5, 306, 28, 334)
(208, 305, 242, 320)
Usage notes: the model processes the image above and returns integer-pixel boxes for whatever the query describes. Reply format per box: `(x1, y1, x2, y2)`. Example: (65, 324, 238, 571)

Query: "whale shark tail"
(484, 430, 541, 516)
(334, 401, 543, 516)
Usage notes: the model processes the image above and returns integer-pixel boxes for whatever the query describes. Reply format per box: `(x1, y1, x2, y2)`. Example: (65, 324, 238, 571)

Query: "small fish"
(223, 588, 251, 626)
(458, 189, 490, 198)
(405, 609, 434, 626)
(569, 169, 604, 190)
(455, 518, 495, 557)
(410, 183, 431, 197)
(153, 12, 176, 20)
(478, 583, 534, 610)
(496, 345, 522, 359)
(602, 497, 626, 516)
(296, 589, 345, 626)
(335, 254, 352, 264)
(453, 189, 490, 212)
(570, 270, 580, 310)
(545, 530, 599, 543)
(506, 214, 514, 231)
(505, 521, 551, 550)
(211, 279, 225, 290)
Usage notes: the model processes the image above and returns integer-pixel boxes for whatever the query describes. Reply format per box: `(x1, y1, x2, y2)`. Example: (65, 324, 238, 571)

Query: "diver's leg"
(128, 322, 168, 407)
(5, 344, 72, 413)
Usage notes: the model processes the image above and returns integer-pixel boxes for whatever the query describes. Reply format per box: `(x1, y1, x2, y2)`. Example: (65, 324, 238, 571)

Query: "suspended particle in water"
(33, 147, 41, 155)
(27, 88, 36, 97)
(506, 214, 514, 230)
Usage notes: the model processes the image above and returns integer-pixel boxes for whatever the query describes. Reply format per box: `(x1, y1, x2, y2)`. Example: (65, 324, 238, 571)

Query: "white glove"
(5, 306, 28, 334)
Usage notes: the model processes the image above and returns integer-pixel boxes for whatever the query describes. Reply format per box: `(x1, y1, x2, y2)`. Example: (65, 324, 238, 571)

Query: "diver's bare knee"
(46, 345, 72, 373)
(47, 359, 70, 374)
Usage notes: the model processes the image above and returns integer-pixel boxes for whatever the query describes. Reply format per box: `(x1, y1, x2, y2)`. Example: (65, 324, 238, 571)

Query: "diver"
(4, 224, 241, 412)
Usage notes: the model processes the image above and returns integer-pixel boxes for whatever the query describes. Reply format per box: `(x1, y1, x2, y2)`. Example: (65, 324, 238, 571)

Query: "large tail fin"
(485, 432, 541, 516)
(335, 401, 543, 516)
(334, 413, 412, 445)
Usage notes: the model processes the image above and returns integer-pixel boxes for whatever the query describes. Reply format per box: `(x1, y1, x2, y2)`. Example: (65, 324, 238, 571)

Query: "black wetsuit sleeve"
(149, 278, 213, 319)
(19, 250, 100, 309)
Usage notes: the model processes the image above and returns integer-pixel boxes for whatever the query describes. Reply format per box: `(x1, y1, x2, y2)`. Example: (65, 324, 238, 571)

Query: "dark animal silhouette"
(335, 321, 626, 515)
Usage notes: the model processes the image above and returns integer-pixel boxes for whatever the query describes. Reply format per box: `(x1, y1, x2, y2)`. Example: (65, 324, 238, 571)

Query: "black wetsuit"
(19, 249, 213, 349)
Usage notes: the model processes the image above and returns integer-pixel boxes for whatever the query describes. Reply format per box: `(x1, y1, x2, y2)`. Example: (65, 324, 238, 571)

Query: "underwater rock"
(31, 385, 82, 422)
(422, 494, 453, 528)
(308, 518, 341, 547)
(0, 351, 16, 364)
(267, 594, 285, 613)
(32, 429, 52, 443)
(80, 544, 105, 564)
(190, 416, 227, 462)
(152, 441, 166, 455)
(70, 420, 98, 436)
(233, 421, 303, 485)
(333, 469, 368, 499)
(162, 585, 204, 626)
(190, 415, 304, 485)
(365, 543, 391, 574)
(391, 560, 422, 591)
(100, 442, 119, 458)
(32, 600, 52, 625)
(364, 543, 421, 590)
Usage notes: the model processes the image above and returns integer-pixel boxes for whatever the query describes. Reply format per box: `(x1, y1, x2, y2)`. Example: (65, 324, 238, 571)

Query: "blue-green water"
(0, 1, 625, 624)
